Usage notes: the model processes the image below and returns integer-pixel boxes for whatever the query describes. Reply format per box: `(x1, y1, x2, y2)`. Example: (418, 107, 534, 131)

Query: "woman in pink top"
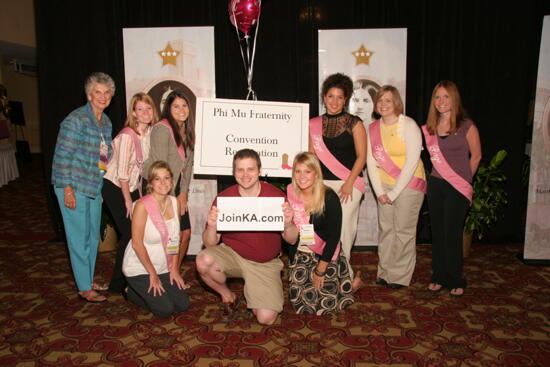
(423, 81, 481, 298)
(103, 92, 156, 293)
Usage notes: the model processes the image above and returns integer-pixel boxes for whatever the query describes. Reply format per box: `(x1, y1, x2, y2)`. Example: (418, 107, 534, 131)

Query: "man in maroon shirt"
(196, 149, 298, 324)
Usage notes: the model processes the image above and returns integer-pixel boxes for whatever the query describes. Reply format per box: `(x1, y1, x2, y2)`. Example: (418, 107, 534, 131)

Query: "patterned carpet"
(0, 156, 549, 366)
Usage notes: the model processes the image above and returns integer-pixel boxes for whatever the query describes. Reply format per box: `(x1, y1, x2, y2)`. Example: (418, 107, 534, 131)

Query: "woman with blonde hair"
(366, 85, 426, 290)
(122, 160, 190, 317)
(103, 92, 157, 293)
(422, 80, 481, 298)
(287, 152, 354, 315)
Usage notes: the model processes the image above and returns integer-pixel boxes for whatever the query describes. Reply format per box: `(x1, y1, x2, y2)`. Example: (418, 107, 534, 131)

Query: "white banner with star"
(524, 16, 550, 262)
(123, 26, 217, 255)
(319, 28, 407, 248)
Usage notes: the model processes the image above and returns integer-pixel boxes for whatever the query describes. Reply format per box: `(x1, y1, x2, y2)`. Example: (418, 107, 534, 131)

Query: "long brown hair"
(426, 80, 468, 135)
(160, 90, 195, 150)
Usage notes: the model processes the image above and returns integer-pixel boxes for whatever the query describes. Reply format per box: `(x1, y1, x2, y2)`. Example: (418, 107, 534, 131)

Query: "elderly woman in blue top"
(51, 72, 115, 303)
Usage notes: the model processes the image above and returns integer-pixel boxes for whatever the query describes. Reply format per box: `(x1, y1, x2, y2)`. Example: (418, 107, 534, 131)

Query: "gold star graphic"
(158, 43, 180, 66)
(351, 44, 374, 65)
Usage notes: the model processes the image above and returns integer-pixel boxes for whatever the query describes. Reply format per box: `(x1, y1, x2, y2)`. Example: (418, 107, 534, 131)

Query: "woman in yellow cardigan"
(366, 86, 426, 289)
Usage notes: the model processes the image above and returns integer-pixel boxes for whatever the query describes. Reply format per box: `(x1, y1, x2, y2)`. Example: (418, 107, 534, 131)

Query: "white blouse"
(122, 196, 180, 277)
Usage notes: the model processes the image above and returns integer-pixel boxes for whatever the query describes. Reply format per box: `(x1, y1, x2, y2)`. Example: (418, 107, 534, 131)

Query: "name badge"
(166, 236, 179, 255)
(299, 224, 314, 245)
(98, 140, 109, 171)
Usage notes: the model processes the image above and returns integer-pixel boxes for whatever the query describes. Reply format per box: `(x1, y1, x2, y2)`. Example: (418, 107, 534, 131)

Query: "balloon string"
(247, 0, 261, 101)
(230, 1, 261, 100)
(245, 38, 255, 100)
(231, 11, 249, 78)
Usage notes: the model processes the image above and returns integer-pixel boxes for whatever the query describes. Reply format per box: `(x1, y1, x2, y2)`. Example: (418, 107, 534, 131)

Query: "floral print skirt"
(289, 250, 354, 315)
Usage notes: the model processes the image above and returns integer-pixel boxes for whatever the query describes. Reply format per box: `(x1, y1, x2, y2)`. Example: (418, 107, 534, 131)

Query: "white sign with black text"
(216, 197, 285, 231)
(194, 98, 309, 177)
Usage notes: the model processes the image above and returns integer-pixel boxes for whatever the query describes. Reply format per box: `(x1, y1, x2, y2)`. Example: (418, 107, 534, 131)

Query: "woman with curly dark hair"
(310, 73, 367, 291)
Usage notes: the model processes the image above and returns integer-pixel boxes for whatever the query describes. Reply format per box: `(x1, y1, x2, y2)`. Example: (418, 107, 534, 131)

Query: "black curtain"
(36, 0, 550, 243)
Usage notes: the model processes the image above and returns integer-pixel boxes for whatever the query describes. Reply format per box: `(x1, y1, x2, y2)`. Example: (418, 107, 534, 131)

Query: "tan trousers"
(324, 180, 362, 277)
(377, 185, 424, 286)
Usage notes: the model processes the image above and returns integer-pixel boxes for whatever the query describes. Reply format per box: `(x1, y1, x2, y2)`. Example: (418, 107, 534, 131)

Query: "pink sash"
(368, 120, 427, 193)
(422, 125, 473, 202)
(286, 184, 340, 261)
(118, 127, 144, 167)
(140, 194, 174, 268)
(119, 127, 144, 197)
(159, 119, 186, 162)
(309, 116, 365, 194)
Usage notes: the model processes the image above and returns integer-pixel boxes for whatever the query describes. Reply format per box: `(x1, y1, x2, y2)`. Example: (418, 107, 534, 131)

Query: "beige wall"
(1, 64, 40, 152)
(0, 0, 36, 47)
(0, 0, 39, 152)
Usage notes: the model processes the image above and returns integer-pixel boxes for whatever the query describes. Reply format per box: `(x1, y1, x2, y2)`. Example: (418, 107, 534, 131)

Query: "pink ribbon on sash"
(309, 116, 365, 194)
(159, 119, 186, 162)
(368, 120, 427, 193)
(119, 127, 144, 197)
(140, 194, 174, 268)
(422, 125, 473, 202)
(286, 184, 340, 261)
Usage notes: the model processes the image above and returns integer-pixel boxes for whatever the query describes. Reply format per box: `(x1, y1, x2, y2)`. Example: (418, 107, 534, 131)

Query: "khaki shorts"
(199, 243, 284, 312)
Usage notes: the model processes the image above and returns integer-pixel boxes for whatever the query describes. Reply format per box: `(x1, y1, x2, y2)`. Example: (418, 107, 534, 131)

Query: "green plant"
(464, 150, 508, 238)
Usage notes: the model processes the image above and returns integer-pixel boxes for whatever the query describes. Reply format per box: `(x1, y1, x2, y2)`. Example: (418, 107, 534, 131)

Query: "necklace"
(157, 198, 169, 217)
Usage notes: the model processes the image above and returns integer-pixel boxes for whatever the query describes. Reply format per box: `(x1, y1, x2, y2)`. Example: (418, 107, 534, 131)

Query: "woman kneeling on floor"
(287, 152, 354, 315)
(122, 160, 190, 317)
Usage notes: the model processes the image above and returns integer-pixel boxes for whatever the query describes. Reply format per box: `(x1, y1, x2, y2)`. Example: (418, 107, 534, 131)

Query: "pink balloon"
(228, 0, 261, 36)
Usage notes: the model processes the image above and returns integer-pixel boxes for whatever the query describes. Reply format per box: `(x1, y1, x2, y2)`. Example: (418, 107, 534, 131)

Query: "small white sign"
(194, 98, 309, 177)
(217, 197, 285, 231)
